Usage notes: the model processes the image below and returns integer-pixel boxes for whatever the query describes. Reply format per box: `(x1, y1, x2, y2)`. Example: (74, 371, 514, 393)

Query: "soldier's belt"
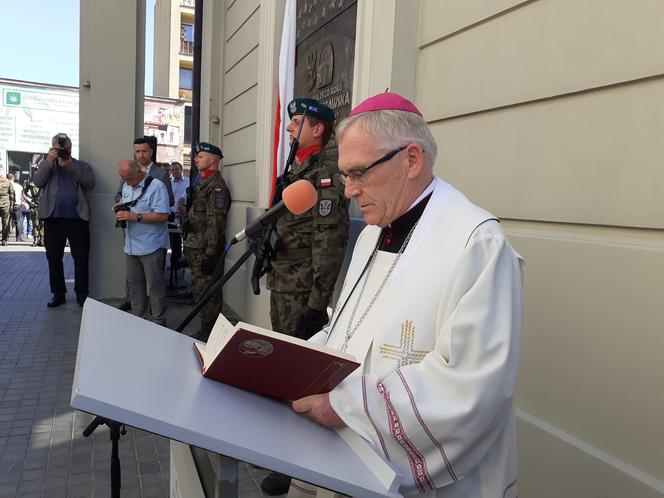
(272, 247, 311, 260)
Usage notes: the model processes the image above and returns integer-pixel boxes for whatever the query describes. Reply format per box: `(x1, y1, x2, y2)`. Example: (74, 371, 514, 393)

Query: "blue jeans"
(20, 211, 32, 235)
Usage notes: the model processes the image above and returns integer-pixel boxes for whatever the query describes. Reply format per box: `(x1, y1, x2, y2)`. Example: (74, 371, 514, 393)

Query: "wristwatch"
(136, 213, 143, 223)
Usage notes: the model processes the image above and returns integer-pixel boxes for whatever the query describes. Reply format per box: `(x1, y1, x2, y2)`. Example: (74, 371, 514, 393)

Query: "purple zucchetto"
(349, 91, 422, 117)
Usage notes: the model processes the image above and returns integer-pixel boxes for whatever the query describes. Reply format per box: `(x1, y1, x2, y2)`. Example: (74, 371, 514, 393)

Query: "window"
(184, 106, 192, 145)
(179, 68, 193, 91)
(180, 24, 194, 55)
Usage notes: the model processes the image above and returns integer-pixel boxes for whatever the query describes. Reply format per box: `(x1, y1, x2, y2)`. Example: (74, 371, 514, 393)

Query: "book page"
(204, 314, 235, 369)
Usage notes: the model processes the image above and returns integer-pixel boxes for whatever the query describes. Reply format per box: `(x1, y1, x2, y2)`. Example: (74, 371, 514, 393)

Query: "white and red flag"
(271, 0, 296, 203)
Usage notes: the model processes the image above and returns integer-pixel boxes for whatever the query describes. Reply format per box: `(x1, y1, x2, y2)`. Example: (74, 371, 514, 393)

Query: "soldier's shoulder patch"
(319, 199, 332, 217)
(319, 177, 332, 188)
(215, 195, 225, 209)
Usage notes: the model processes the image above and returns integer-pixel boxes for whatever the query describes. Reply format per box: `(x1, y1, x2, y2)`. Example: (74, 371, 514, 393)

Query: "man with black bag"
(115, 160, 170, 326)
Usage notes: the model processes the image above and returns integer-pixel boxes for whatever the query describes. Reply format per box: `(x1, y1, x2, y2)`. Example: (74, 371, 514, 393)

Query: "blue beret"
(195, 142, 223, 158)
(287, 98, 335, 123)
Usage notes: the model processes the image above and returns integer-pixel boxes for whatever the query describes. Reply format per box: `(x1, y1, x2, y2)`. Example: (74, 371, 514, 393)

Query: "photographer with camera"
(33, 134, 95, 307)
(115, 160, 170, 326)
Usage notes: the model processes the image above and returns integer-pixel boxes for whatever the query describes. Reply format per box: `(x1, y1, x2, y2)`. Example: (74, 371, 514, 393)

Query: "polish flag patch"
(320, 177, 332, 187)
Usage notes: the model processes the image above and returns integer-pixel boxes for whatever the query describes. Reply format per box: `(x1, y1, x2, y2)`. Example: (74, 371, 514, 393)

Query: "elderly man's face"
(338, 125, 411, 228)
(119, 164, 143, 187)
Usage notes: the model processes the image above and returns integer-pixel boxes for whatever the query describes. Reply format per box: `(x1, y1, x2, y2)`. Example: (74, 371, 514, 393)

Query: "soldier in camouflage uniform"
(183, 142, 231, 341)
(262, 99, 350, 495)
(0, 169, 15, 246)
(266, 98, 349, 340)
(23, 179, 43, 246)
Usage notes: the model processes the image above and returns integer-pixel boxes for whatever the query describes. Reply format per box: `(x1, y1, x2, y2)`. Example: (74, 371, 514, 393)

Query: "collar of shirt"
(380, 179, 435, 253)
(295, 144, 323, 165)
(200, 169, 218, 181)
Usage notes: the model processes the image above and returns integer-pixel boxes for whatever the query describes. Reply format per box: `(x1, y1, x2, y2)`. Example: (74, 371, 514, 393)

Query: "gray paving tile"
(0, 250, 266, 498)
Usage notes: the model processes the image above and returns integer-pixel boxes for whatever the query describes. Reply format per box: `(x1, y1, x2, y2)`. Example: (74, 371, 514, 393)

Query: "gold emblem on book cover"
(239, 339, 274, 358)
(379, 321, 429, 367)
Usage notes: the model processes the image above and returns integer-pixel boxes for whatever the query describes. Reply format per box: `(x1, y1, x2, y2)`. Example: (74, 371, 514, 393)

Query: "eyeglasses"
(338, 146, 406, 184)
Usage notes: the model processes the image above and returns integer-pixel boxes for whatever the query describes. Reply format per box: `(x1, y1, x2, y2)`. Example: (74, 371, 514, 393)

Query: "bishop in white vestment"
(289, 92, 524, 498)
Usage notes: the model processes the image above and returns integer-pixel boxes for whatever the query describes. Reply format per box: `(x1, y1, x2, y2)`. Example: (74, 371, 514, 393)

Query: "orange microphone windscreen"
(282, 179, 318, 215)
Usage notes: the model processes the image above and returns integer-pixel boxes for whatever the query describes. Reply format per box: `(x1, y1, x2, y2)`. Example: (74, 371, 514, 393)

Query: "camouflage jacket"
(183, 171, 231, 256)
(0, 179, 15, 208)
(23, 183, 41, 210)
(266, 148, 350, 311)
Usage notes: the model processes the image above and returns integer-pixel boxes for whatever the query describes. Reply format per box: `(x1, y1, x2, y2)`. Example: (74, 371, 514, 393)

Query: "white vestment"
(295, 177, 523, 498)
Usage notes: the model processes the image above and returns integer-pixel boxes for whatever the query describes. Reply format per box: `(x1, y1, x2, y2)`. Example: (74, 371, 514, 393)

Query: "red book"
(193, 315, 360, 401)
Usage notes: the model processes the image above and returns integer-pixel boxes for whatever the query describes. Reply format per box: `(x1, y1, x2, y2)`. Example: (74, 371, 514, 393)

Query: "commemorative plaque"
(294, 0, 357, 127)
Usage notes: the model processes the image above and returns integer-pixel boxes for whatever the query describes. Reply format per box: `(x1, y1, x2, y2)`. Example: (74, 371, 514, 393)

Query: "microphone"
(229, 179, 318, 246)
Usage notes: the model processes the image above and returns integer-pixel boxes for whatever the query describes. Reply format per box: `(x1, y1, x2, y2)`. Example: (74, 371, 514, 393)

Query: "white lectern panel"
(72, 300, 400, 498)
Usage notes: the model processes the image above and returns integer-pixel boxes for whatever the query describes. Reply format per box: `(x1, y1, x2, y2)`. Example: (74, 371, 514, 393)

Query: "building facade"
(0, 78, 183, 179)
(153, 0, 195, 168)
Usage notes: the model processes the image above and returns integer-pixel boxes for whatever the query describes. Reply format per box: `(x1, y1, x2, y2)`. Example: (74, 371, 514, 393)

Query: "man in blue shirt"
(115, 160, 170, 326)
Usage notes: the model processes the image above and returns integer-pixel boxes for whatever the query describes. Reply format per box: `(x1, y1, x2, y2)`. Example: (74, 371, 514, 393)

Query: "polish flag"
(271, 0, 296, 205)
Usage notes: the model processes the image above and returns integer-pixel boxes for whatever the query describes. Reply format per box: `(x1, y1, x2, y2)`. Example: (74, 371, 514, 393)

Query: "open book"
(193, 314, 360, 401)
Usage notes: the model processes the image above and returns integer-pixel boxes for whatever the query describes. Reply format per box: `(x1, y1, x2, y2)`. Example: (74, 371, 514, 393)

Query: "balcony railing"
(180, 40, 194, 56)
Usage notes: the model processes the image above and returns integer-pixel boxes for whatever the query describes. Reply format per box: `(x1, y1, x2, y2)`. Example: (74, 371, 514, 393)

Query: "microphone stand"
(175, 236, 262, 332)
(83, 416, 126, 498)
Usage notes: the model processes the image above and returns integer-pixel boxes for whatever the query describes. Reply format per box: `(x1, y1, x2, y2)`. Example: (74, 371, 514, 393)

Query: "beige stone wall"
(200, 0, 274, 326)
(417, 0, 664, 495)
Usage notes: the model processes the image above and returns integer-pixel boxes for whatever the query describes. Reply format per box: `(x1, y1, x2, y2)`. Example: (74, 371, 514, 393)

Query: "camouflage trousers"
(186, 247, 224, 324)
(31, 211, 43, 241)
(0, 206, 9, 241)
(270, 290, 309, 337)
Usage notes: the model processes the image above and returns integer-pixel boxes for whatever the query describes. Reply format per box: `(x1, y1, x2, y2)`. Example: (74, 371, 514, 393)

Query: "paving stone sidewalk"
(0, 242, 273, 498)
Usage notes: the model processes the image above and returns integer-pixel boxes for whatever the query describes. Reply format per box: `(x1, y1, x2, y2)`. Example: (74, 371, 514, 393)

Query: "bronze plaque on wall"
(294, 0, 357, 127)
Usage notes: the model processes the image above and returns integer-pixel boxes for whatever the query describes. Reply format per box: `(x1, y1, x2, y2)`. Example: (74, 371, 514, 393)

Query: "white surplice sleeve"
(329, 222, 523, 495)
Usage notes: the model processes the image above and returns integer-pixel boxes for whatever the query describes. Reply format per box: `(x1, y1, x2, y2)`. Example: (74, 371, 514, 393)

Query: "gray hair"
(127, 160, 141, 172)
(336, 109, 437, 170)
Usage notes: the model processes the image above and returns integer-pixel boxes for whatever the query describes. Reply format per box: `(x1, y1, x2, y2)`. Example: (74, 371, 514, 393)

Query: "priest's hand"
(292, 393, 346, 429)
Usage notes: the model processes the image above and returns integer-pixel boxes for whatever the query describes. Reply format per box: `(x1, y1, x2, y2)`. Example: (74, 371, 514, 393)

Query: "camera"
(113, 203, 131, 229)
(56, 133, 70, 160)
